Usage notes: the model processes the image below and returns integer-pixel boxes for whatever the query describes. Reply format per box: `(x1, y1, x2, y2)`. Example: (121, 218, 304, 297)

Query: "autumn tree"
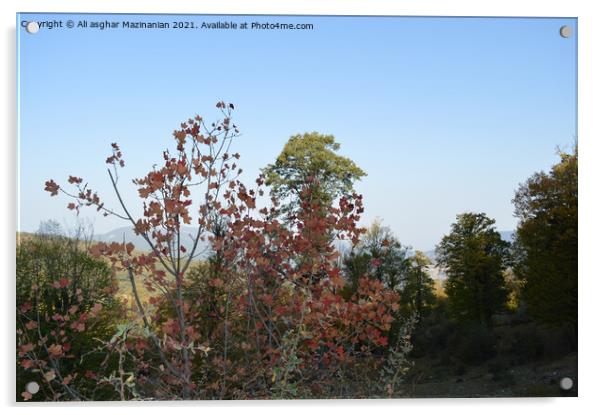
(512, 145, 577, 332)
(262, 132, 366, 216)
(212, 180, 400, 398)
(43, 101, 241, 399)
(436, 213, 510, 326)
(40, 103, 405, 400)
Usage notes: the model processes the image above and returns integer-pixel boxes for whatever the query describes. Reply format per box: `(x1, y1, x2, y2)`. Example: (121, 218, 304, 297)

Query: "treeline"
(17, 104, 577, 400)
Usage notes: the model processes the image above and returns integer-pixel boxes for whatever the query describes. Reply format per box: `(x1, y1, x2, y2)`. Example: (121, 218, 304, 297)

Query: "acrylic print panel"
(16, 13, 577, 401)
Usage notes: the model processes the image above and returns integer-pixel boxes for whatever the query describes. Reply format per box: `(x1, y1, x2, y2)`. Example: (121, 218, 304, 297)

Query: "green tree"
(262, 132, 366, 215)
(436, 213, 510, 326)
(344, 220, 410, 293)
(400, 251, 436, 321)
(512, 146, 577, 331)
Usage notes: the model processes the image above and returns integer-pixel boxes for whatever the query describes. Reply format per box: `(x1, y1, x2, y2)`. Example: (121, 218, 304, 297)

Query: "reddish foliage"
(37, 102, 400, 400)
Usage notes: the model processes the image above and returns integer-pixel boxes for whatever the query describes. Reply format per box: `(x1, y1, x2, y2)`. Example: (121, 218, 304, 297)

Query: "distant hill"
(94, 226, 212, 256)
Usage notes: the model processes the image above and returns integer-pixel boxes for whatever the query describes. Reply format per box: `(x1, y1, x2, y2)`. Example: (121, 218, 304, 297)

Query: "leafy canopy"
(262, 132, 366, 212)
(401, 251, 436, 321)
(512, 145, 577, 330)
(436, 212, 510, 326)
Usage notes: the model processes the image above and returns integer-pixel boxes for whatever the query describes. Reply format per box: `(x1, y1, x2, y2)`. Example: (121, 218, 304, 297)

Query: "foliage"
(512, 146, 577, 331)
(400, 251, 436, 321)
(343, 219, 411, 292)
(44, 102, 243, 399)
(379, 313, 416, 398)
(436, 213, 510, 326)
(196, 181, 400, 398)
(262, 132, 366, 216)
(16, 233, 125, 401)
(30, 104, 578, 400)
(36, 103, 405, 400)
(342, 220, 413, 347)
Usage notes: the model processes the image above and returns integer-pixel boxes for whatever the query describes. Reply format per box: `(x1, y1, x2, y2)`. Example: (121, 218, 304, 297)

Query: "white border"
(2, 1, 601, 414)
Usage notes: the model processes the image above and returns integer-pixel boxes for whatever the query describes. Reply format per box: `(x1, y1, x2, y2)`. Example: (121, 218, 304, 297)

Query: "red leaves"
(176, 160, 188, 176)
(209, 278, 224, 288)
(18, 343, 34, 357)
(137, 171, 165, 199)
(70, 321, 86, 332)
(44, 180, 60, 196)
(48, 344, 63, 357)
(52, 278, 70, 289)
(161, 318, 179, 337)
(150, 171, 165, 187)
(330, 273, 345, 289)
(25, 320, 38, 330)
(214, 175, 398, 375)
(90, 303, 103, 316)
(106, 143, 125, 167)
(84, 370, 97, 379)
(335, 345, 345, 359)
(33, 105, 404, 395)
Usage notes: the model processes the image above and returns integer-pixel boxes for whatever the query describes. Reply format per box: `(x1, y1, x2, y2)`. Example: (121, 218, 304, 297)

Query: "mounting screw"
(559, 25, 572, 38)
(559, 377, 574, 390)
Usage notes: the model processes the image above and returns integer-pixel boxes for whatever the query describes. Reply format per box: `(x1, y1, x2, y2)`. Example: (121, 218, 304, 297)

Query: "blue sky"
(17, 14, 577, 251)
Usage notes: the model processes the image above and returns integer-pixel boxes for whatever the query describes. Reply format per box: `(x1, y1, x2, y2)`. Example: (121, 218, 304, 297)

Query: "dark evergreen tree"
(436, 213, 510, 326)
(512, 146, 577, 331)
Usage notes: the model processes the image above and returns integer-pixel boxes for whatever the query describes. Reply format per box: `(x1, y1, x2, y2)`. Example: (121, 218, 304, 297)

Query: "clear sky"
(17, 13, 577, 251)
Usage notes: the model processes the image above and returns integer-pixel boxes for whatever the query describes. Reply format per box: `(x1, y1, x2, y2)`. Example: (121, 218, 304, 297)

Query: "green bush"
(16, 234, 125, 401)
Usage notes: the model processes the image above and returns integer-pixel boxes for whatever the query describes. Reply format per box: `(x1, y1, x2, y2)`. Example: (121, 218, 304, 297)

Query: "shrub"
(40, 105, 409, 399)
(16, 234, 125, 401)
